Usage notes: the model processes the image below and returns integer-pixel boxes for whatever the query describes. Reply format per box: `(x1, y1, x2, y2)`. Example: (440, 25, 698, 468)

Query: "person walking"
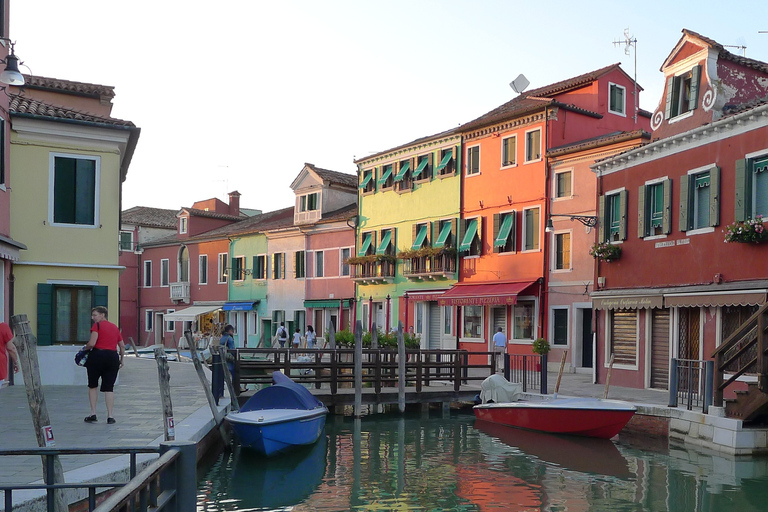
(220, 325, 236, 375)
(84, 306, 126, 424)
(305, 325, 316, 349)
(493, 327, 507, 372)
(0, 322, 20, 388)
(291, 328, 301, 350)
(276, 322, 288, 348)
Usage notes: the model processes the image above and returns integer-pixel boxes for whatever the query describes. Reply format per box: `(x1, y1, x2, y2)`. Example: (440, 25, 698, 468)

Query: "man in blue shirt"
(493, 327, 507, 372)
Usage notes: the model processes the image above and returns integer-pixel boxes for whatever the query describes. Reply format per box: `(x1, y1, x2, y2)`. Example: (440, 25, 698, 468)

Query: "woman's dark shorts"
(86, 349, 120, 392)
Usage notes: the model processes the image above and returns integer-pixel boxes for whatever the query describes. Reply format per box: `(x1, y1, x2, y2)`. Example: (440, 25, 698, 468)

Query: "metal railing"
(169, 282, 189, 301)
(0, 441, 195, 512)
(504, 354, 547, 394)
(402, 255, 456, 278)
(669, 358, 714, 414)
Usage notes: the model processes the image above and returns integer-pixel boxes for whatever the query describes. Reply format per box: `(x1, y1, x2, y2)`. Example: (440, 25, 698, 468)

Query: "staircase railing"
(712, 302, 768, 407)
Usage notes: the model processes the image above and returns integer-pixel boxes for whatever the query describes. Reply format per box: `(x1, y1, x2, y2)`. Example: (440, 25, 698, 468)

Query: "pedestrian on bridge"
(493, 327, 507, 372)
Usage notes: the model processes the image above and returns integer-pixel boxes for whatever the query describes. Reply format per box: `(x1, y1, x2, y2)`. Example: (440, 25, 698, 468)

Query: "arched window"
(179, 246, 190, 282)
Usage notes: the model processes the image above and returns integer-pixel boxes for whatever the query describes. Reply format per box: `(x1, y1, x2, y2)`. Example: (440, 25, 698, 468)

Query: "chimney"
(228, 191, 241, 216)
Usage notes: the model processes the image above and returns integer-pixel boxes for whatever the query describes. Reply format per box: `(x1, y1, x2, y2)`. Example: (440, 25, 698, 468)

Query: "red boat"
(473, 397, 636, 439)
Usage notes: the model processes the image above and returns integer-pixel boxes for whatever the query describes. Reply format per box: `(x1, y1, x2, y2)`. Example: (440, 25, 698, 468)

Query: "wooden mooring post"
(10, 314, 68, 512)
(397, 322, 406, 413)
(354, 321, 363, 418)
(184, 330, 230, 444)
(153, 345, 175, 441)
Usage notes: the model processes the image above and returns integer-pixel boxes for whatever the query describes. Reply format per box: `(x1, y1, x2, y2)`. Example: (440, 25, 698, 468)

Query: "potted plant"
(532, 337, 549, 372)
(589, 242, 622, 262)
(723, 216, 768, 244)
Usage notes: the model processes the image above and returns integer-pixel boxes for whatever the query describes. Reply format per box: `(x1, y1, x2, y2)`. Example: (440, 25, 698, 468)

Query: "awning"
(358, 232, 373, 256)
(435, 151, 453, 171)
(0, 234, 27, 261)
(412, 224, 428, 249)
(592, 295, 664, 310)
(664, 292, 766, 308)
(359, 172, 373, 190)
(412, 157, 429, 178)
(494, 214, 514, 247)
(223, 301, 259, 311)
(376, 230, 392, 255)
(377, 165, 393, 186)
(434, 222, 452, 248)
(438, 281, 537, 306)
(164, 305, 221, 321)
(459, 219, 478, 252)
(394, 161, 411, 182)
(304, 299, 351, 308)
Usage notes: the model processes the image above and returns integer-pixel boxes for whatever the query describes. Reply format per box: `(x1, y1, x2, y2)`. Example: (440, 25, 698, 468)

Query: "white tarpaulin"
(164, 305, 221, 321)
(480, 374, 523, 404)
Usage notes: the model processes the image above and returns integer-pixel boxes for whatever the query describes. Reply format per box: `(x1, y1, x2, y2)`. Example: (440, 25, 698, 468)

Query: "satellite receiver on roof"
(509, 74, 529, 94)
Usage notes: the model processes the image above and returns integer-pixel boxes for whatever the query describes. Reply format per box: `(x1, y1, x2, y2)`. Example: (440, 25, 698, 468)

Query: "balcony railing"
(351, 261, 395, 284)
(169, 281, 190, 302)
(403, 254, 456, 280)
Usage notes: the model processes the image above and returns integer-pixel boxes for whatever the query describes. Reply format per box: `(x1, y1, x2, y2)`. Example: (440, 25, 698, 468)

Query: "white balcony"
(170, 281, 190, 303)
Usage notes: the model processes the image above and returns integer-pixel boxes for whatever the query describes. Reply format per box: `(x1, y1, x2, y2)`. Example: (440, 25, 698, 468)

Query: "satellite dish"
(509, 74, 530, 94)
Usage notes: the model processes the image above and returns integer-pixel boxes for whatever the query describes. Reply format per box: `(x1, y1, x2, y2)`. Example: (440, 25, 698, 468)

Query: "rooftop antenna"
(509, 74, 529, 94)
(613, 28, 638, 124)
(722, 44, 747, 57)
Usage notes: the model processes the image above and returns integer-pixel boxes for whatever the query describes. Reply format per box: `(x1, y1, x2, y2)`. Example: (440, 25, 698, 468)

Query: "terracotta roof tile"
(21, 75, 116, 99)
(9, 93, 135, 127)
(305, 163, 357, 188)
(122, 207, 178, 229)
(681, 29, 768, 74)
(318, 203, 357, 223)
(188, 207, 296, 240)
(183, 208, 243, 221)
(355, 127, 459, 164)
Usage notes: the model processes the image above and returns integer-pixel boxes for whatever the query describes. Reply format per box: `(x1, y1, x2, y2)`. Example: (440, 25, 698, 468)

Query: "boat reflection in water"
(225, 434, 327, 509)
(475, 420, 632, 479)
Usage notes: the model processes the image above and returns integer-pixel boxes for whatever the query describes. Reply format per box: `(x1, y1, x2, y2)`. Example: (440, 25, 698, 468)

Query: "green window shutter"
(455, 145, 461, 174)
(293, 252, 298, 277)
(679, 175, 690, 231)
(664, 76, 674, 120)
(425, 221, 431, 246)
(662, 179, 672, 234)
(282, 254, 286, 280)
(412, 224, 418, 248)
(37, 284, 54, 346)
(493, 213, 500, 253)
(93, 285, 108, 309)
(476, 216, 483, 252)
(637, 185, 646, 238)
(510, 211, 516, 250)
(619, 190, 628, 241)
(271, 254, 276, 279)
(735, 159, 747, 222)
(710, 166, 720, 227)
(431, 220, 439, 247)
(598, 195, 606, 242)
(457, 218, 464, 252)
(689, 65, 701, 112)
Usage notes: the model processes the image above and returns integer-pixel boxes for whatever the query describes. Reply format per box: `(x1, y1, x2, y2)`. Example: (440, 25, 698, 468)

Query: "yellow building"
(9, 76, 139, 384)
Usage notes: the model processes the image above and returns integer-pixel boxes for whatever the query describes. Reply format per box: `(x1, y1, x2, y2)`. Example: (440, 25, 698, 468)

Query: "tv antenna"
(722, 44, 747, 57)
(613, 28, 638, 124)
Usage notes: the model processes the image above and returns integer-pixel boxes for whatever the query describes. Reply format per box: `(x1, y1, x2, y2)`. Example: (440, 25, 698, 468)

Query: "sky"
(10, 0, 768, 214)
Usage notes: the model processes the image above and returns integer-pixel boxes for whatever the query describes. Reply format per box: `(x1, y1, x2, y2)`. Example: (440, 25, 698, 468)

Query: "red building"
(591, 30, 768, 390)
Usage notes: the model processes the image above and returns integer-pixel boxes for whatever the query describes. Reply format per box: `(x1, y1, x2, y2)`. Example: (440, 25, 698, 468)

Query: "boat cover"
(241, 371, 324, 412)
(480, 374, 522, 404)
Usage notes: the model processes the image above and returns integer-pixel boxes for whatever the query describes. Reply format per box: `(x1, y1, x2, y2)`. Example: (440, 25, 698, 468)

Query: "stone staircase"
(724, 381, 768, 422)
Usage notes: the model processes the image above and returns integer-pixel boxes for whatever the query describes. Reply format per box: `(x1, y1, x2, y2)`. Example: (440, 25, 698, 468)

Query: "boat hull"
(474, 398, 636, 439)
(227, 408, 328, 456)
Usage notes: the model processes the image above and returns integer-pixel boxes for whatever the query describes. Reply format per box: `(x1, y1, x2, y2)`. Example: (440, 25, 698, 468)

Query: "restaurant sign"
(592, 295, 663, 310)
(439, 295, 517, 307)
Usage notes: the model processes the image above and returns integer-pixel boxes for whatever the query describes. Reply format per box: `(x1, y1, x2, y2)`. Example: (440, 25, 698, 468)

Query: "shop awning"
(592, 295, 664, 310)
(412, 224, 428, 249)
(438, 281, 537, 306)
(394, 161, 411, 182)
(459, 219, 478, 252)
(359, 172, 373, 189)
(435, 151, 453, 171)
(412, 157, 429, 178)
(164, 305, 221, 321)
(376, 230, 393, 255)
(358, 232, 373, 256)
(434, 222, 452, 248)
(494, 214, 514, 248)
(223, 301, 259, 311)
(0, 234, 27, 261)
(664, 292, 766, 308)
(304, 299, 351, 308)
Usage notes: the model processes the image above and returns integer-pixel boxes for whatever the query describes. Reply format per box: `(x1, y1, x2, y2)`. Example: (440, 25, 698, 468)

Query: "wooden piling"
(397, 322, 405, 413)
(153, 345, 175, 441)
(604, 354, 615, 399)
(371, 323, 378, 349)
(554, 350, 568, 397)
(10, 314, 68, 512)
(127, 337, 140, 357)
(213, 344, 240, 412)
(354, 321, 363, 418)
(184, 331, 230, 444)
(328, 321, 336, 350)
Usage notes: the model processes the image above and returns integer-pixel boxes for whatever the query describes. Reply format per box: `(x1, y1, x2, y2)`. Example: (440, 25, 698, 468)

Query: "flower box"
(723, 216, 768, 244)
(589, 242, 622, 262)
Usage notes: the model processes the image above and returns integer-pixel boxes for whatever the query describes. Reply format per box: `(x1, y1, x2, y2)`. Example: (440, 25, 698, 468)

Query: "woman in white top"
(292, 328, 301, 349)
(305, 325, 316, 349)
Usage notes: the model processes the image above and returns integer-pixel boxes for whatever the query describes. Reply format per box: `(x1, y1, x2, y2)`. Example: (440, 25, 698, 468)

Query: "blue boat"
(225, 371, 328, 456)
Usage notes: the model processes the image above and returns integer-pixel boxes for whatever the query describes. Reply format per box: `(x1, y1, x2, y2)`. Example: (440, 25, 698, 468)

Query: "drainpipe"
(540, 105, 551, 341)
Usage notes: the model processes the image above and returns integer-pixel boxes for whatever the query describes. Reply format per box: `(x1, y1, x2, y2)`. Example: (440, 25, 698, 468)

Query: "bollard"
(704, 360, 714, 414)
(668, 358, 679, 407)
(159, 441, 197, 511)
(540, 353, 548, 395)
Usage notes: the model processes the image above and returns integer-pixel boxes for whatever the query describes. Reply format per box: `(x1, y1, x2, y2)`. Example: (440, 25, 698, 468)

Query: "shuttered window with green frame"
(37, 283, 107, 346)
(680, 167, 719, 231)
(493, 212, 515, 253)
(637, 179, 671, 237)
(599, 190, 628, 242)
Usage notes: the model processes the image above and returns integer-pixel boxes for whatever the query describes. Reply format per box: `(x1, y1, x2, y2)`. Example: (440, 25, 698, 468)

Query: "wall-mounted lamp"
(479, 200, 484, 209)
(545, 214, 598, 233)
(0, 39, 25, 86)
(507, 195, 512, 204)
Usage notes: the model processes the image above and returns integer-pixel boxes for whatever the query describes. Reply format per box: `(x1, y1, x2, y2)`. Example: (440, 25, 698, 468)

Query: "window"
(0, 119, 5, 186)
(554, 170, 572, 198)
(119, 231, 133, 251)
(523, 207, 540, 251)
(166, 310, 175, 332)
(232, 256, 245, 281)
(143, 260, 152, 287)
(600, 191, 627, 242)
(160, 259, 170, 287)
(638, 180, 671, 238)
(501, 136, 516, 167)
(178, 246, 190, 282)
(525, 130, 541, 162)
(54, 286, 94, 343)
(462, 305, 483, 339)
(179, 217, 188, 234)
(665, 65, 701, 120)
(340, 248, 351, 276)
(681, 167, 719, 231)
(609, 83, 626, 115)
(51, 154, 99, 226)
(360, 169, 376, 193)
(459, 217, 482, 256)
(295, 251, 305, 278)
(254, 254, 267, 279)
(359, 231, 375, 256)
(444, 306, 453, 335)
(735, 156, 768, 221)
(145, 310, 153, 332)
(218, 253, 228, 283)
(554, 232, 571, 270)
(395, 159, 412, 191)
(314, 251, 324, 277)
(376, 229, 395, 256)
(466, 146, 480, 176)
(610, 309, 637, 366)
(272, 253, 285, 279)
(378, 164, 394, 189)
(414, 154, 433, 180)
(299, 193, 319, 212)
(434, 219, 456, 249)
(513, 300, 535, 340)
(493, 212, 515, 253)
(553, 309, 568, 346)
(436, 148, 455, 176)
(199, 255, 208, 284)
(412, 223, 429, 249)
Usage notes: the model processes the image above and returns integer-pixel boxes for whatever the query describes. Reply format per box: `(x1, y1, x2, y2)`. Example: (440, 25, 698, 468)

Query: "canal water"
(197, 410, 768, 511)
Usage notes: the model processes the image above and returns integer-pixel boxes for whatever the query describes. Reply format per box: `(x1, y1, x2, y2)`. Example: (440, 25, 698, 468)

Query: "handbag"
(74, 347, 90, 367)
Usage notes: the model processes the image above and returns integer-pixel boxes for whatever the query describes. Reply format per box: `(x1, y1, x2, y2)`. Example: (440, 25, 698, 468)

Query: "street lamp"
(0, 39, 25, 86)
(545, 214, 599, 233)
